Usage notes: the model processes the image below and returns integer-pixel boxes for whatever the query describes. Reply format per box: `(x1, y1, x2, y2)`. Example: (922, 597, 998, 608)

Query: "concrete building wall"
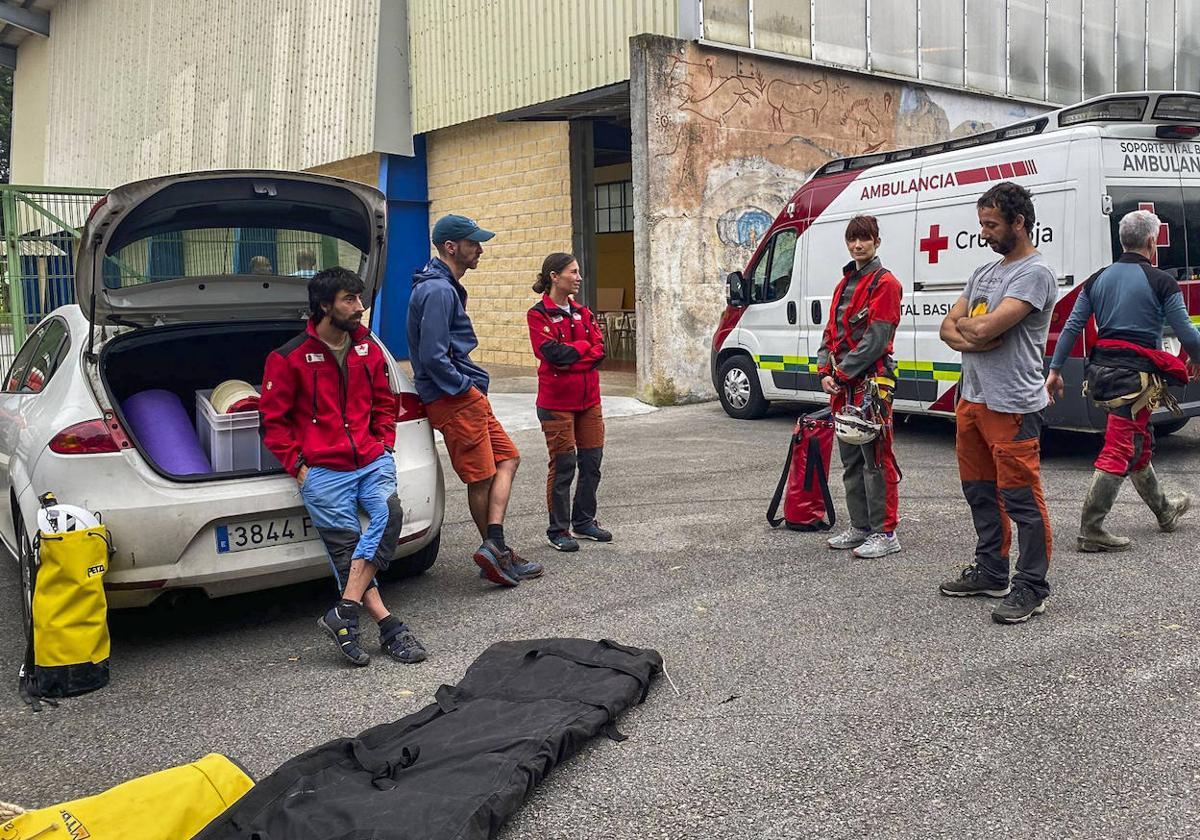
(408, 0, 677, 133)
(9, 34, 49, 184)
(425, 118, 572, 367)
(630, 35, 1051, 404)
(25, 0, 387, 187)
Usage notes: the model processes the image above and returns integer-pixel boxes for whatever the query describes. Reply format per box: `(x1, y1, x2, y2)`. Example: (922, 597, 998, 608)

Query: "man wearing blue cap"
(408, 214, 544, 587)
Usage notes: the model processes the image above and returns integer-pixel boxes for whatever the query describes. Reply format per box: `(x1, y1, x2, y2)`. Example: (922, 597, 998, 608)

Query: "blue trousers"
(300, 453, 403, 586)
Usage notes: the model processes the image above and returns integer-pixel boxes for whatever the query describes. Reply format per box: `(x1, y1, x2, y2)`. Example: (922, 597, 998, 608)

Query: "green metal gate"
(0, 185, 107, 370)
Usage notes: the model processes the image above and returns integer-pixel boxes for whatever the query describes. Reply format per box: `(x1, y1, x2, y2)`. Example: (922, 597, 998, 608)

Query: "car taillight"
(396, 392, 427, 423)
(85, 195, 107, 223)
(49, 420, 121, 454)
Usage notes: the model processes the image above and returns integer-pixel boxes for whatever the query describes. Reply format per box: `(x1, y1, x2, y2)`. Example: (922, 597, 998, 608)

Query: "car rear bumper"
(26, 419, 444, 608)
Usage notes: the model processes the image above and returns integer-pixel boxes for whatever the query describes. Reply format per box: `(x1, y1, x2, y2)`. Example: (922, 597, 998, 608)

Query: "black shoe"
(991, 585, 1047, 624)
(505, 548, 544, 579)
(379, 622, 427, 664)
(938, 565, 1011, 598)
(547, 531, 580, 552)
(573, 521, 613, 542)
(318, 603, 370, 666)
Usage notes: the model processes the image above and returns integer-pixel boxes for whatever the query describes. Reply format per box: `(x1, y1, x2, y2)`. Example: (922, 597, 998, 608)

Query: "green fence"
(0, 185, 107, 370)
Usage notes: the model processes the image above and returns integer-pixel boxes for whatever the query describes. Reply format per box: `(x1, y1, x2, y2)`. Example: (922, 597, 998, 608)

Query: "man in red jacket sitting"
(261, 268, 426, 667)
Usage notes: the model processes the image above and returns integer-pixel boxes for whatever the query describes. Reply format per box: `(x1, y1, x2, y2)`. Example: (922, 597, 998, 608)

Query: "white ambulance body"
(712, 91, 1200, 433)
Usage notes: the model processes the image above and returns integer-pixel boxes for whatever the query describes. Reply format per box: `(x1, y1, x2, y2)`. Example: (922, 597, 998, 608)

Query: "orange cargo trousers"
(955, 400, 1052, 600)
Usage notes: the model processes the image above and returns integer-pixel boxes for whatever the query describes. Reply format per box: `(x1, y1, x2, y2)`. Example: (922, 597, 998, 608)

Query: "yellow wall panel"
(409, 0, 677, 134)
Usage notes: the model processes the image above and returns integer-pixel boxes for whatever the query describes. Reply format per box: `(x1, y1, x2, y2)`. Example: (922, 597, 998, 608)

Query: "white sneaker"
(827, 526, 870, 549)
(853, 532, 901, 558)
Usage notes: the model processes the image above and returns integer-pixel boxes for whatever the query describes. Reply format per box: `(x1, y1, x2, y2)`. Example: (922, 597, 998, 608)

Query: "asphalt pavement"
(2, 401, 1199, 839)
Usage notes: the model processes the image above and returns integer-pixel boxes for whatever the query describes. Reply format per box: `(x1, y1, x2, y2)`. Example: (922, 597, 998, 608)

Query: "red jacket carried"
(527, 294, 605, 412)
(261, 321, 397, 477)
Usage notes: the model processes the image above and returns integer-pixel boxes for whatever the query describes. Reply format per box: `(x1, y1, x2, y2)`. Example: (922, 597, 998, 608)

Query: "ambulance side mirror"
(726, 271, 747, 306)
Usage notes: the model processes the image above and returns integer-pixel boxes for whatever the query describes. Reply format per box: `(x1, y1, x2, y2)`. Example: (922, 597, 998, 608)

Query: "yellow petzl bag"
(1, 753, 255, 840)
(27, 526, 111, 698)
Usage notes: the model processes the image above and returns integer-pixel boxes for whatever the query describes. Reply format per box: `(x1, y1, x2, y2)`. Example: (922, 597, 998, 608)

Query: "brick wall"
(426, 119, 573, 367)
(307, 153, 381, 187)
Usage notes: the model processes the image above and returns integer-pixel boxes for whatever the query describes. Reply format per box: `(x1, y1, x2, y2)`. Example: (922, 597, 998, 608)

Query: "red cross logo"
(1138, 202, 1170, 267)
(920, 224, 950, 264)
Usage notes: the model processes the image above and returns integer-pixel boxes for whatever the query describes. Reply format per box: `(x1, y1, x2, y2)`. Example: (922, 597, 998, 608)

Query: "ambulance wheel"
(16, 515, 34, 636)
(719, 356, 769, 420)
(1154, 418, 1189, 437)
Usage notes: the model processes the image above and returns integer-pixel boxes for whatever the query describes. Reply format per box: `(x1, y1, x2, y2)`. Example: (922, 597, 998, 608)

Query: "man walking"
(1046, 209, 1199, 551)
(938, 182, 1058, 624)
(407, 214, 543, 587)
(261, 268, 426, 666)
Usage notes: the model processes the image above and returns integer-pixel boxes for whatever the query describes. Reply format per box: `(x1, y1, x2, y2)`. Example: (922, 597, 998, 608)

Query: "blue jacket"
(1049, 252, 1200, 369)
(406, 258, 490, 403)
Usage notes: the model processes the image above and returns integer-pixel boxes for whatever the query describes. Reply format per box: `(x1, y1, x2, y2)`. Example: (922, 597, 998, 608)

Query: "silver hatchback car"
(0, 171, 444, 614)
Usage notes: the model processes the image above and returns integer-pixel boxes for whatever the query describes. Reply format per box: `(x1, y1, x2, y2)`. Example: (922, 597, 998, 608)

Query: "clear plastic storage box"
(195, 389, 281, 472)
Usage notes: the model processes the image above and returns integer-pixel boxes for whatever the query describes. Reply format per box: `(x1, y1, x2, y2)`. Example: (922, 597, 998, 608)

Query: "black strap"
(800, 435, 837, 532)
(766, 429, 799, 528)
(18, 533, 43, 711)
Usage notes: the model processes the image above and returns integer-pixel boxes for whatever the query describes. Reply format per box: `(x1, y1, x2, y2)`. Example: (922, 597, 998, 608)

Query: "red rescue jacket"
(1095, 338, 1189, 386)
(261, 321, 397, 477)
(526, 294, 605, 412)
(818, 262, 902, 383)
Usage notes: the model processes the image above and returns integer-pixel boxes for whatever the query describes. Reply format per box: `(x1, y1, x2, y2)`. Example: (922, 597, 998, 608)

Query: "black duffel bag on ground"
(195, 638, 663, 840)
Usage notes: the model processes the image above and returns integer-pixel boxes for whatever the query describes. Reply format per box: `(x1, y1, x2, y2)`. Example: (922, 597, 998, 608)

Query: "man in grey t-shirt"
(937, 182, 1057, 625)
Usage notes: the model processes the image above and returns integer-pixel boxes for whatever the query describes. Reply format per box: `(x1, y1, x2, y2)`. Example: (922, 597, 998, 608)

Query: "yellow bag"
(24, 526, 111, 699)
(1, 753, 254, 840)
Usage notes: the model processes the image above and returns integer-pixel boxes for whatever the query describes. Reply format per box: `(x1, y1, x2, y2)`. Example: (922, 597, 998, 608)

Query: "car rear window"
(102, 227, 366, 289)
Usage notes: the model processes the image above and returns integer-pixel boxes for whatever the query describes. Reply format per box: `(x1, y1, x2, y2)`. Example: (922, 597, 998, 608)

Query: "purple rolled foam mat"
(121, 389, 212, 475)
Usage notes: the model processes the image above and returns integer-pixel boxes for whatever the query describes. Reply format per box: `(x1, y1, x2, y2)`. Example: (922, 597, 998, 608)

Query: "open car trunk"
(100, 321, 308, 481)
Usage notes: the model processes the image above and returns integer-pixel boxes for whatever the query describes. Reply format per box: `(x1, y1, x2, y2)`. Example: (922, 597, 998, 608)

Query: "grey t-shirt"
(958, 253, 1058, 414)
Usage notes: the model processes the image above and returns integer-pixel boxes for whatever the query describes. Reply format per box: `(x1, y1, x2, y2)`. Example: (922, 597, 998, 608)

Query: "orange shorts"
(425, 387, 519, 484)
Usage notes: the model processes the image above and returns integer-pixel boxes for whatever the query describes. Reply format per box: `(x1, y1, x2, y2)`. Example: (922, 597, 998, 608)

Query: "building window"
(595, 181, 633, 234)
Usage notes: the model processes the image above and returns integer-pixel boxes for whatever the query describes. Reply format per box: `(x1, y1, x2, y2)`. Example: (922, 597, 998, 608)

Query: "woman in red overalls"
(816, 215, 904, 559)
(526, 252, 611, 552)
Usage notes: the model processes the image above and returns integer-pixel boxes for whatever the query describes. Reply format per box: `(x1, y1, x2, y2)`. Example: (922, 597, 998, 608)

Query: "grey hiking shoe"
(991, 584, 1047, 624)
(853, 532, 901, 558)
(827, 526, 870, 550)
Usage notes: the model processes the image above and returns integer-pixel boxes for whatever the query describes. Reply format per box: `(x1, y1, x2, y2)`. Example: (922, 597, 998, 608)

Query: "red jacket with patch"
(260, 321, 397, 477)
(527, 295, 606, 412)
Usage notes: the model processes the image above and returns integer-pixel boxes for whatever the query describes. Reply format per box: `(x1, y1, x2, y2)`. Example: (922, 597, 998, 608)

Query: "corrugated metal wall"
(408, 0, 677, 134)
(40, 0, 382, 186)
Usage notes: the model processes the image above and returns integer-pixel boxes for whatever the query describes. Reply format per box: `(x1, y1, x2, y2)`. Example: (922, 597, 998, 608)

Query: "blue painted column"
(373, 136, 430, 359)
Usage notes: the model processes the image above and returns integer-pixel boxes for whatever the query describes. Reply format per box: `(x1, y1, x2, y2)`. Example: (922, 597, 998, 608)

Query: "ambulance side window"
(747, 229, 798, 304)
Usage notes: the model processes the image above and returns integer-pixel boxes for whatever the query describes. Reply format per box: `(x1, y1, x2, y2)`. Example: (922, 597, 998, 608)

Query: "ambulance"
(711, 90, 1200, 434)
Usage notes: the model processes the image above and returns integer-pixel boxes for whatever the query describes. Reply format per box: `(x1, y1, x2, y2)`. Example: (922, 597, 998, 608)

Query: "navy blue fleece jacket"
(406, 257, 490, 403)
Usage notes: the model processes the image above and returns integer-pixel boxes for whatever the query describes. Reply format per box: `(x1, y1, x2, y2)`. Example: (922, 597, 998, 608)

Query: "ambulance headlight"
(1153, 95, 1200, 122)
(1059, 97, 1147, 126)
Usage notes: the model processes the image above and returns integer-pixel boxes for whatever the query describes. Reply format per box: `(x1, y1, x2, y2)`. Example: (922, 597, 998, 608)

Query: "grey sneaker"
(852, 532, 901, 558)
(827, 526, 870, 550)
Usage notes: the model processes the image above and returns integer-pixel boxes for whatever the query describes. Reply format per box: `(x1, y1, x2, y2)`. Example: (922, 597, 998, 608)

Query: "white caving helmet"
(834, 404, 882, 446)
(37, 503, 101, 535)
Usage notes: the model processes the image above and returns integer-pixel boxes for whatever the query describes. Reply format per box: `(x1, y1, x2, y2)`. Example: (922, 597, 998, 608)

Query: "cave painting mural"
(635, 37, 1054, 403)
